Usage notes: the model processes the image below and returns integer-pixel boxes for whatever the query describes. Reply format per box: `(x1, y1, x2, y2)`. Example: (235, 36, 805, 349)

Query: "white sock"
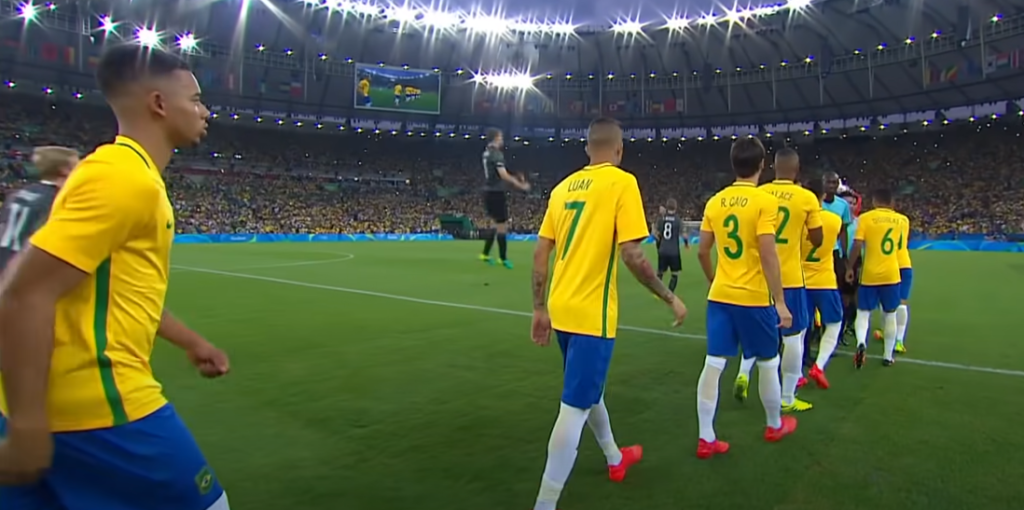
(696, 356, 727, 442)
(896, 304, 908, 343)
(737, 356, 756, 379)
(815, 322, 841, 370)
(854, 310, 871, 347)
(757, 356, 783, 429)
(534, 403, 590, 510)
(882, 312, 898, 361)
(586, 396, 622, 466)
(780, 333, 804, 405)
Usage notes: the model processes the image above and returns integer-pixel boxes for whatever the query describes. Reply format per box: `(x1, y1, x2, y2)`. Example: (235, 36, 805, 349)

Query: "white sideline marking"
(172, 264, 1024, 378)
(173, 253, 355, 272)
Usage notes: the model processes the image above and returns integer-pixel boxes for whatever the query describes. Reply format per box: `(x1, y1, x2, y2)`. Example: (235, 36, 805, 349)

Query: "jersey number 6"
(723, 214, 743, 260)
(560, 201, 586, 260)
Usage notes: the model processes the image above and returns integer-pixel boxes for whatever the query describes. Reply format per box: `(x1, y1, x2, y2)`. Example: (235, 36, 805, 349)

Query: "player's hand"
(845, 269, 855, 284)
(0, 423, 53, 485)
(519, 180, 532, 192)
(531, 309, 552, 346)
(668, 295, 688, 327)
(775, 303, 793, 329)
(187, 342, 231, 378)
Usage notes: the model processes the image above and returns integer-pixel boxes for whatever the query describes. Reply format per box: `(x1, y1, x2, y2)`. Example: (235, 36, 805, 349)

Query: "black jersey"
(655, 214, 683, 256)
(482, 147, 507, 191)
(0, 182, 59, 271)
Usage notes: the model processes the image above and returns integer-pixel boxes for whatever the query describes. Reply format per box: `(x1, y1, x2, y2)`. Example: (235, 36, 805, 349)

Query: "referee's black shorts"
(483, 190, 509, 224)
(836, 250, 860, 294)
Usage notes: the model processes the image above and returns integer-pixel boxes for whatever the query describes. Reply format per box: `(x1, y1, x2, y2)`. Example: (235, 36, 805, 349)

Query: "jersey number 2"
(774, 206, 791, 244)
(0, 203, 30, 252)
(560, 201, 586, 260)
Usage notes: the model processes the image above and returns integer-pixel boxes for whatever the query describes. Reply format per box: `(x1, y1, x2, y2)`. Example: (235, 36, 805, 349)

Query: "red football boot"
(764, 415, 798, 442)
(808, 364, 829, 389)
(796, 376, 808, 389)
(608, 445, 643, 482)
(696, 439, 730, 459)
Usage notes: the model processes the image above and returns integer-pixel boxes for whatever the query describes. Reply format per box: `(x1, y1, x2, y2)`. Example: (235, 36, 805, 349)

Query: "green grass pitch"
(163, 243, 1024, 510)
(357, 89, 440, 113)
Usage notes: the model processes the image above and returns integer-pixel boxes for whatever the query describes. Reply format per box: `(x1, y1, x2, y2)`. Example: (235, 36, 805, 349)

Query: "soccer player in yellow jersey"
(393, 83, 403, 106)
(734, 148, 822, 412)
(801, 179, 845, 389)
(0, 45, 231, 509)
(847, 188, 903, 368)
(695, 137, 797, 459)
(530, 118, 686, 510)
(358, 76, 372, 107)
(894, 210, 912, 354)
(404, 85, 414, 102)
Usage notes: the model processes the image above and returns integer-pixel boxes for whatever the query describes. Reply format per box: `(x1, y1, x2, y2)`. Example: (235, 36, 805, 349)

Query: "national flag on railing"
(986, 49, 1021, 75)
(606, 100, 626, 114)
(646, 98, 684, 113)
(924, 62, 958, 85)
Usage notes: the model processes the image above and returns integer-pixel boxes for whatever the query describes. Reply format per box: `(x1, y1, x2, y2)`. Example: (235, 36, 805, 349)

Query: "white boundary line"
(174, 253, 355, 272)
(172, 264, 1024, 378)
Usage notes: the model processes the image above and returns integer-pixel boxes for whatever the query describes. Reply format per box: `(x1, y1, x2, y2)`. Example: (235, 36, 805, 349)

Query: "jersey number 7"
(560, 201, 586, 260)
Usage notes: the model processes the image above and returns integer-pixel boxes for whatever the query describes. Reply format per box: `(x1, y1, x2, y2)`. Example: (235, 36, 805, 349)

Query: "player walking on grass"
(734, 148, 822, 412)
(654, 199, 687, 294)
(0, 44, 231, 509)
(0, 146, 79, 272)
(529, 117, 687, 510)
(847, 188, 903, 368)
(479, 128, 530, 269)
(894, 210, 912, 354)
(801, 179, 845, 389)
(695, 137, 797, 460)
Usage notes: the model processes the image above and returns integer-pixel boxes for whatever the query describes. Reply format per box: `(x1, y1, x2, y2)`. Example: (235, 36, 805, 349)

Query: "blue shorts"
(807, 288, 843, 325)
(0, 404, 224, 510)
(706, 301, 780, 360)
(899, 268, 913, 301)
(556, 331, 614, 410)
(781, 287, 809, 336)
(361, 95, 371, 106)
(858, 283, 901, 313)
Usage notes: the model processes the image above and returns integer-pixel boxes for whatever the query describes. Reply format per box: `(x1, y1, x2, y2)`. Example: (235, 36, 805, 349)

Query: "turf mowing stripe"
(173, 264, 1024, 378)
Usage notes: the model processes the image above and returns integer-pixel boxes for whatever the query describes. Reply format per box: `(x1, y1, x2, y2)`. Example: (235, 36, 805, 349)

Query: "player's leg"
(853, 285, 881, 369)
(697, 302, 734, 458)
(45, 405, 227, 510)
(667, 255, 681, 293)
(809, 289, 844, 389)
(656, 253, 667, 281)
(780, 288, 811, 412)
(739, 306, 797, 441)
(734, 354, 755, 402)
(480, 193, 499, 263)
(879, 285, 901, 366)
(534, 332, 619, 510)
(896, 268, 913, 353)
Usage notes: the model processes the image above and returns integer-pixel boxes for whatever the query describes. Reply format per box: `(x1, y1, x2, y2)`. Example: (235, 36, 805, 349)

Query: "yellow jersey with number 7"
(802, 209, 842, 290)
(538, 163, 649, 339)
(855, 208, 902, 285)
(759, 180, 822, 288)
(700, 182, 778, 307)
(894, 212, 912, 269)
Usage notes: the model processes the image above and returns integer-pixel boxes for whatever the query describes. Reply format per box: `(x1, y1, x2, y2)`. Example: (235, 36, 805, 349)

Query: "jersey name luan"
(759, 180, 822, 289)
(538, 163, 649, 338)
(700, 182, 778, 307)
(0, 182, 59, 271)
(802, 209, 843, 290)
(855, 208, 903, 285)
(656, 214, 683, 256)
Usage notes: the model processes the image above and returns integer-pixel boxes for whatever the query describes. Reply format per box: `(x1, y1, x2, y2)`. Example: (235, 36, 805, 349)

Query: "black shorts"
(836, 251, 860, 294)
(657, 252, 682, 273)
(483, 191, 508, 223)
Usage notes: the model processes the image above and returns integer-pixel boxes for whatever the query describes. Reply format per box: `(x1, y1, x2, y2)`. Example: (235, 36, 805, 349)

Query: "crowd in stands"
(2, 94, 1022, 237)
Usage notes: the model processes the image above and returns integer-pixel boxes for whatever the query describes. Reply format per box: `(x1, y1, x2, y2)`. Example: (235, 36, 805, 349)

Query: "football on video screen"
(354, 64, 441, 114)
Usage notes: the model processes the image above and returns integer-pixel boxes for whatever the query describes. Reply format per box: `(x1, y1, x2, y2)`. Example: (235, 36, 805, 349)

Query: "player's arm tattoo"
(697, 231, 715, 285)
(621, 240, 674, 303)
(532, 238, 555, 310)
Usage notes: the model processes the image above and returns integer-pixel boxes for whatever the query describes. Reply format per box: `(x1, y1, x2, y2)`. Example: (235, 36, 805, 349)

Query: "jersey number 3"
(723, 214, 743, 259)
(560, 201, 586, 260)
(0, 203, 31, 252)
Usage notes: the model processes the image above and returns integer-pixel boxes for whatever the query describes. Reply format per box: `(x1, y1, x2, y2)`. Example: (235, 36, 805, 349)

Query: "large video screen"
(354, 64, 441, 115)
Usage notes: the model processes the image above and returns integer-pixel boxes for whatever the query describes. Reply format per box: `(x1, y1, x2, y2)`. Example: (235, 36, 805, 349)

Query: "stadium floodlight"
(176, 32, 198, 51)
(611, 19, 644, 34)
(17, 1, 38, 20)
(724, 8, 749, 24)
(472, 71, 537, 91)
(663, 17, 690, 31)
(385, 6, 419, 24)
(466, 15, 509, 35)
(787, 0, 812, 8)
(546, 21, 576, 35)
(698, 13, 717, 26)
(349, 2, 381, 16)
(509, 20, 545, 33)
(136, 27, 161, 47)
(420, 9, 461, 29)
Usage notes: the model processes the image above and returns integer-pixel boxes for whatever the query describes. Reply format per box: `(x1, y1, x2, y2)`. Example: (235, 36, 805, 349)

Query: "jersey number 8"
(0, 203, 31, 252)
(662, 222, 673, 240)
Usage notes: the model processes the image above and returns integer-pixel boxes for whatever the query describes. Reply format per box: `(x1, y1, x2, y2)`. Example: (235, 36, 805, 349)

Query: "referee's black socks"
(497, 233, 508, 261)
(482, 229, 496, 256)
(668, 274, 678, 293)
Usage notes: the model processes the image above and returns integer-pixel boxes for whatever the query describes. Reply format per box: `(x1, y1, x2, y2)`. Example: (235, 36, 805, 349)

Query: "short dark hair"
(665, 198, 677, 211)
(730, 137, 765, 178)
(587, 117, 622, 148)
(871, 187, 894, 206)
(485, 128, 502, 143)
(96, 43, 190, 97)
(803, 178, 824, 197)
(775, 147, 798, 160)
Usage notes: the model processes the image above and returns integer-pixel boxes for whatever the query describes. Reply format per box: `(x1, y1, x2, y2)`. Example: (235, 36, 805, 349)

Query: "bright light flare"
(466, 15, 509, 35)
(611, 19, 644, 34)
(663, 16, 690, 30)
(472, 71, 537, 91)
(787, 0, 812, 8)
(385, 6, 419, 23)
(98, 15, 116, 32)
(176, 32, 198, 51)
(698, 13, 717, 26)
(420, 9, 462, 29)
(17, 1, 38, 20)
(724, 8, 749, 24)
(136, 27, 161, 47)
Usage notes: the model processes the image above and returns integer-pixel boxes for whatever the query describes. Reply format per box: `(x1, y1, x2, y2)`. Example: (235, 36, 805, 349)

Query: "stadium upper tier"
(2, 0, 1023, 124)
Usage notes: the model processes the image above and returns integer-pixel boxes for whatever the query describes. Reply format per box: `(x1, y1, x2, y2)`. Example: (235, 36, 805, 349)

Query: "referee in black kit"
(478, 128, 530, 269)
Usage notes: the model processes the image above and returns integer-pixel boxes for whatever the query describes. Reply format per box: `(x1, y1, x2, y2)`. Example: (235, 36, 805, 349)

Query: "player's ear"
(146, 88, 168, 119)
